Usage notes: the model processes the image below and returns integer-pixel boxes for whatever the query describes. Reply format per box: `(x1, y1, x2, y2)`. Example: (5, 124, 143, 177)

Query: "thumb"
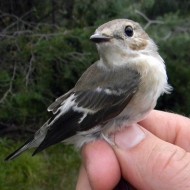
(112, 124, 190, 190)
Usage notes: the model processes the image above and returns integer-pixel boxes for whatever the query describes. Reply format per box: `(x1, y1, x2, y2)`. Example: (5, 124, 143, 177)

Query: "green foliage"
(143, 0, 190, 17)
(73, 0, 123, 26)
(0, 139, 80, 190)
(0, 1, 190, 188)
(0, 28, 97, 125)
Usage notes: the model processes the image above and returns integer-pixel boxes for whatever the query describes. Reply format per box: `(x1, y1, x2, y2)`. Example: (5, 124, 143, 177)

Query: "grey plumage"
(5, 19, 171, 161)
(5, 63, 140, 160)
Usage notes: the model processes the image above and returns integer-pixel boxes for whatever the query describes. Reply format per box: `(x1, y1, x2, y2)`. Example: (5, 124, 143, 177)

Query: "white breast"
(115, 54, 172, 124)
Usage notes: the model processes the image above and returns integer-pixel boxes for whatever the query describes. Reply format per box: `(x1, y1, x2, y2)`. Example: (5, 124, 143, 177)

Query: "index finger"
(139, 110, 190, 151)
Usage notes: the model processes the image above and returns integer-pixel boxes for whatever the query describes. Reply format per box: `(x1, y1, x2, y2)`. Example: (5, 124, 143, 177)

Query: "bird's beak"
(90, 33, 111, 43)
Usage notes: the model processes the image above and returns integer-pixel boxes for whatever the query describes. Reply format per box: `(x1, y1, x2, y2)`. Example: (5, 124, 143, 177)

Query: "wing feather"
(33, 65, 140, 153)
(5, 63, 141, 160)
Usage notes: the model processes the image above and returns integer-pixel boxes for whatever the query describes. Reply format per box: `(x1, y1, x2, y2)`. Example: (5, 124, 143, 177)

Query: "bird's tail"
(5, 122, 49, 161)
(5, 137, 34, 161)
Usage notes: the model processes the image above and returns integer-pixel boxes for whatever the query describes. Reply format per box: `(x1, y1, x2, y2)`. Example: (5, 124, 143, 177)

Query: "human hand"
(76, 110, 190, 190)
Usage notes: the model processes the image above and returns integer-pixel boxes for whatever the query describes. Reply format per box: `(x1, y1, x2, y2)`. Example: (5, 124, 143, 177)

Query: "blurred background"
(0, 0, 190, 189)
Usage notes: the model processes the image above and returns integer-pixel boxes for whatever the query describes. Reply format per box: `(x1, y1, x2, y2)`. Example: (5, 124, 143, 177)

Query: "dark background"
(0, 0, 190, 189)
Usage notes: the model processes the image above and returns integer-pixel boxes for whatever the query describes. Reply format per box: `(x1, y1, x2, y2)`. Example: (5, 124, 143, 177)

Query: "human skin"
(76, 110, 190, 190)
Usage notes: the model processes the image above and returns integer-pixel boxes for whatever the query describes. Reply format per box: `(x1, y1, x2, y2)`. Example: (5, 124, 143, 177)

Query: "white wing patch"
(95, 87, 125, 95)
(60, 94, 76, 113)
(48, 94, 76, 126)
(78, 113, 87, 124)
(48, 93, 97, 126)
(73, 105, 96, 124)
(48, 85, 130, 127)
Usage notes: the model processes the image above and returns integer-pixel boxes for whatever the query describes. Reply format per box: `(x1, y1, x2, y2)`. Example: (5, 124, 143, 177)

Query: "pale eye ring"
(124, 26, 133, 37)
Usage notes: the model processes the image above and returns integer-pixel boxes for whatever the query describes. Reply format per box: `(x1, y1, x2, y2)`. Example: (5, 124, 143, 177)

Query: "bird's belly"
(102, 98, 155, 136)
(117, 92, 156, 123)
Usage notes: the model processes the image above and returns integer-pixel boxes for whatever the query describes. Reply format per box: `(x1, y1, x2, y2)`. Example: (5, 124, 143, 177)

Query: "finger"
(139, 110, 190, 151)
(112, 124, 190, 190)
(82, 140, 121, 190)
(76, 165, 92, 190)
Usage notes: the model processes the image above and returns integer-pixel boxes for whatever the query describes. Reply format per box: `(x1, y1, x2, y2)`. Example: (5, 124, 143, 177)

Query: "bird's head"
(90, 19, 158, 67)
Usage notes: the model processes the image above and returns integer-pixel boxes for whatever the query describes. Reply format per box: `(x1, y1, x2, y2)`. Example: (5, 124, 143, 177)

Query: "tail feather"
(5, 137, 33, 161)
(5, 122, 49, 161)
(32, 111, 83, 156)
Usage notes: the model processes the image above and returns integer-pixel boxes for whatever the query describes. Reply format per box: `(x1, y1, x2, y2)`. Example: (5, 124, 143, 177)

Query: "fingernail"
(113, 124, 146, 150)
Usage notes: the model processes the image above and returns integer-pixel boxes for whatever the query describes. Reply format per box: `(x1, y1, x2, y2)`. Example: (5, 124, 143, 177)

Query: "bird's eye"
(124, 26, 133, 37)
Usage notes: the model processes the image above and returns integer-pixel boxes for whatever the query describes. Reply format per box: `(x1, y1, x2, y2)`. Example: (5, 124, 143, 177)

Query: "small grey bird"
(5, 19, 171, 161)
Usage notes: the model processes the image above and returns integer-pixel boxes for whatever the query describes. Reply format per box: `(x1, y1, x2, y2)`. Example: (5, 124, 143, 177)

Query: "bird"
(5, 19, 172, 161)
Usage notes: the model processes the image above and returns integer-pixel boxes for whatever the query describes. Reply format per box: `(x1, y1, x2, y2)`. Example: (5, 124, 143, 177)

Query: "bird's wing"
(32, 63, 140, 154)
(47, 89, 74, 113)
(5, 63, 140, 160)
